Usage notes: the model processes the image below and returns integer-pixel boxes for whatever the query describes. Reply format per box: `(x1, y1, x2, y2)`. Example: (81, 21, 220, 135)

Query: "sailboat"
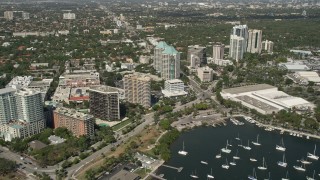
(276, 138, 286, 152)
(230, 158, 236, 166)
(221, 159, 230, 169)
(248, 168, 257, 180)
(190, 170, 199, 179)
(307, 144, 319, 160)
(235, 133, 240, 141)
(306, 170, 316, 180)
(300, 157, 312, 165)
(221, 140, 232, 153)
(238, 139, 243, 147)
(258, 157, 267, 170)
(282, 171, 289, 180)
(277, 154, 287, 167)
(243, 140, 251, 150)
(293, 163, 306, 172)
(250, 157, 257, 162)
(264, 172, 271, 180)
(233, 149, 240, 160)
(215, 150, 222, 159)
(252, 134, 261, 146)
(207, 168, 214, 179)
(178, 141, 188, 155)
(201, 161, 208, 165)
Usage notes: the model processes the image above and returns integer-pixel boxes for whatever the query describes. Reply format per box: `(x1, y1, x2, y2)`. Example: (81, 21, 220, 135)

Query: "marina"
(154, 117, 320, 180)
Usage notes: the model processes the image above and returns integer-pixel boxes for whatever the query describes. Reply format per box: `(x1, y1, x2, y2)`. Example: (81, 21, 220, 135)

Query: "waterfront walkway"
(234, 114, 320, 140)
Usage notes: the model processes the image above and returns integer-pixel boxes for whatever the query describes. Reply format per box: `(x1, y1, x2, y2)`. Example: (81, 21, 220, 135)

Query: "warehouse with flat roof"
(221, 84, 314, 114)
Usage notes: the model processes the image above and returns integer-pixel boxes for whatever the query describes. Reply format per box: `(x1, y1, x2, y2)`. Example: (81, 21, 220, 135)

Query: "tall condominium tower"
(212, 43, 225, 60)
(4, 11, 13, 20)
(229, 25, 248, 61)
(0, 88, 17, 125)
(187, 45, 206, 68)
(15, 88, 44, 123)
(123, 73, 151, 108)
(247, 29, 262, 54)
(153, 41, 180, 80)
(262, 40, 274, 53)
(89, 85, 120, 121)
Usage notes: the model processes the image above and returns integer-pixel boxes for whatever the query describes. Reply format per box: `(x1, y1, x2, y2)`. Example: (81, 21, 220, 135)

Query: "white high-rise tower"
(247, 29, 262, 54)
(229, 25, 248, 61)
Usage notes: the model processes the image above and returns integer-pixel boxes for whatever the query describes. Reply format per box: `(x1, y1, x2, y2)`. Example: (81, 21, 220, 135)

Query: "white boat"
(293, 163, 306, 172)
(221, 140, 232, 154)
(215, 150, 222, 159)
(276, 138, 286, 152)
(250, 158, 257, 162)
(238, 140, 243, 147)
(190, 170, 199, 179)
(307, 144, 319, 160)
(258, 157, 267, 170)
(306, 170, 316, 180)
(282, 171, 289, 180)
(233, 149, 240, 160)
(178, 141, 188, 155)
(277, 154, 287, 167)
(300, 158, 312, 165)
(243, 140, 251, 150)
(248, 168, 257, 180)
(252, 134, 261, 146)
(207, 168, 214, 179)
(221, 159, 229, 169)
(201, 161, 208, 165)
(230, 158, 236, 166)
(235, 133, 240, 141)
(264, 172, 271, 180)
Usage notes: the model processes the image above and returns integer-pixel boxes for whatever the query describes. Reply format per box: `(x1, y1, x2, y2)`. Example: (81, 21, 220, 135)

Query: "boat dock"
(150, 173, 166, 180)
(161, 164, 183, 172)
(234, 114, 320, 140)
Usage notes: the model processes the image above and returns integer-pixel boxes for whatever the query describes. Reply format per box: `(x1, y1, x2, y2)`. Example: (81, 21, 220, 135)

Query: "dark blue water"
(155, 119, 320, 180)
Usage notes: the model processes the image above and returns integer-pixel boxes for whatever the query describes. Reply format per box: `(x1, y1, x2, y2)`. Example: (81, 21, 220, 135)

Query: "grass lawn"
(112, 119, 132, 131)
(134, 167, 151, 178)
(76, 125, 162, 180)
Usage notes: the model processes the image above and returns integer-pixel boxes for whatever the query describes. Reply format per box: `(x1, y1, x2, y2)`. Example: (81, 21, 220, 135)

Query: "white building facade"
(162, 79, 187, 97)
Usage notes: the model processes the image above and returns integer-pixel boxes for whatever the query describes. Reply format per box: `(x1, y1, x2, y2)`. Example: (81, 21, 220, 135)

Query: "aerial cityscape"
(0, 0, 320, 179)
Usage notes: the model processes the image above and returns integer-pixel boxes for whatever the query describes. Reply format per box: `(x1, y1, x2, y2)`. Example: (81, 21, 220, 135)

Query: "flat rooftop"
(222, 84, 275, 94)
(89, 85, 119, 93)
(55, 107, 94, 121)
(0, 87, 16, 94)
(28, 80, 51, 87)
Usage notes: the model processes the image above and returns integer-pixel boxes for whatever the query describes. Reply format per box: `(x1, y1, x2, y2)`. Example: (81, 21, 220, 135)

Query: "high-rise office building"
(89, 85, 120, 121)
(229, 25, 248, 61)
(187, 45, 206, 68)
(262, 40, 274, 53)
(247, 29, 262, 54)
(123, 73, 151, 108)
(4, 11, 13, 20)
(0, 88, 17, 125)
(153, 41, 180, 80)
(212, 43, 225, 60)
(53, 107, 95, 137)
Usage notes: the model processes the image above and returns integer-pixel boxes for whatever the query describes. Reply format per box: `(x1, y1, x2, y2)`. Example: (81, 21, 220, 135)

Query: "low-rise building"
(58, 71, 100, 87)
(161, 79, 187, 97)
(197, 66, 213, 82)
(294, 71, 320, 85)
(221, 84, 314, 114)
(207, 57, 233, 66)
(53, 107, 95, 137)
